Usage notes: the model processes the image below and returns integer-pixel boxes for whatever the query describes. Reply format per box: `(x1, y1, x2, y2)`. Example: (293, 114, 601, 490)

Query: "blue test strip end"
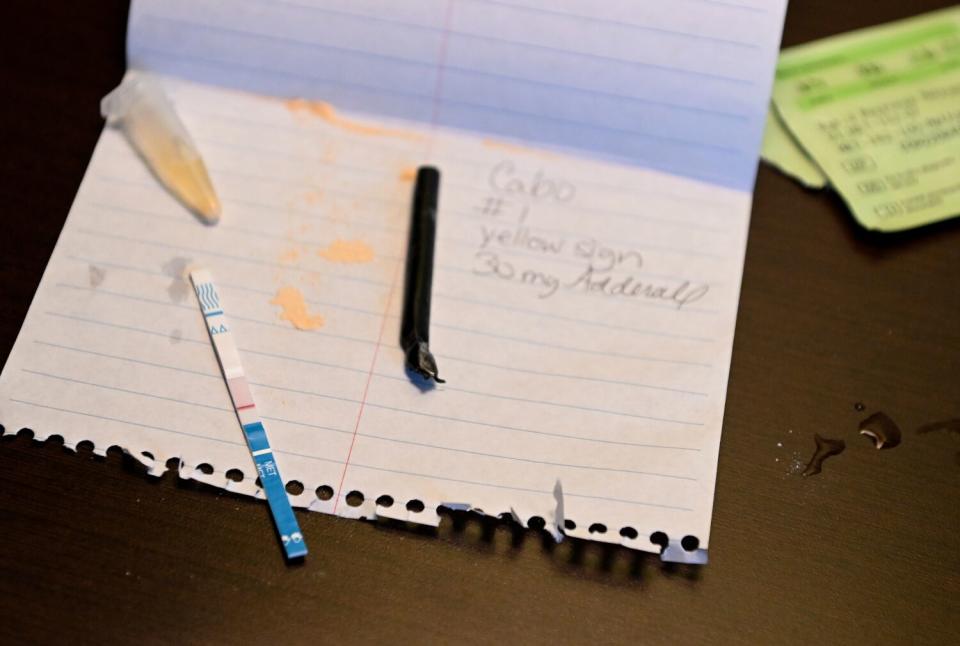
(284, 540, 308, 560)
(279, 523, 308, 560)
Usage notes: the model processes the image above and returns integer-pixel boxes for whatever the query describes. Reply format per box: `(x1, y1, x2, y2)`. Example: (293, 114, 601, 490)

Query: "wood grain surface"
(1, 1, 958, 644)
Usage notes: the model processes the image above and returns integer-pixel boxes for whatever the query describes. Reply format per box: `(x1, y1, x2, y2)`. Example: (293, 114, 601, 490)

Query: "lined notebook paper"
(0, 0, 787, 561)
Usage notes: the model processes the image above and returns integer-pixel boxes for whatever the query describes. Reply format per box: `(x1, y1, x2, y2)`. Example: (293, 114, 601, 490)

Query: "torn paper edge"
(3, 425, 708, 563)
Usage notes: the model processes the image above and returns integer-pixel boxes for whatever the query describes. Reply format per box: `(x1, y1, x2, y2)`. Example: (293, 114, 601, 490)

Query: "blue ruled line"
(57, 274, 717, 364)
(31, 333, 704, 448)
(253, 0, 762, 48)
(67, 249, 718, 343)
(141, 12, 755, 87)
(462, 0, 763, 47)
(21, 367, 698, 481)
(8, 397, 692, 511)
(39, 302, 703, 426)
(126, 0, 783, 189)
(50, 283, 710, 426)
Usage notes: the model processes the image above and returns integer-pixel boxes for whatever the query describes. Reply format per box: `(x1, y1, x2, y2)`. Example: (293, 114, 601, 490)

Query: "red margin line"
(333, 257, 405, 513)
(429, 0, 456, 128)
(335, 2, 454, 512)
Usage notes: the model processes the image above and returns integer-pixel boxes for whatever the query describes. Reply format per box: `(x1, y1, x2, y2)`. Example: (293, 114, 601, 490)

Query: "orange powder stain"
(302, 190, 323, 206)
(398, 167, 417, 182)
(285, 98, 418, 139)
(278, 247, 301, 263)
(271, 286, 325, 330)
(317, 239, 375, 263)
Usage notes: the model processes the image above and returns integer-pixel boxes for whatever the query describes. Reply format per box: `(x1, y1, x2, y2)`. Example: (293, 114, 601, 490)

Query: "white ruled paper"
(0, 0, 788, 559)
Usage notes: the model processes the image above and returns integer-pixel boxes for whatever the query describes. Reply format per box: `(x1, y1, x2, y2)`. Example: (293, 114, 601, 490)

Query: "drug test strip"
(189, 269, 307, 559)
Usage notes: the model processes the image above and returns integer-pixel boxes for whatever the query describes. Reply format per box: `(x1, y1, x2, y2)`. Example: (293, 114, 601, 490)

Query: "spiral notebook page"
(0, 0, 788, 561)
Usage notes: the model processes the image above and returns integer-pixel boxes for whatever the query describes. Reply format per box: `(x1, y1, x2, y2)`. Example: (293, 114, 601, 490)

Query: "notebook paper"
(0, 0, 788, 560)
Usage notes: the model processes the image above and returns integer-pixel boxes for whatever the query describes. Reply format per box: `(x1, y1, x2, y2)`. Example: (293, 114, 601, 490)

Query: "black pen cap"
(414, 166, 440, 216)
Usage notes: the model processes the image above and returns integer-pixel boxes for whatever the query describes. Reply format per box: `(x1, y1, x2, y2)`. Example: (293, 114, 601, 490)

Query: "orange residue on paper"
(285, 98, 417, 139)
(271, 286, 325, 330)
(278, 247, 301, 263)
(399, 167, 417, 182)
(318, 239, 375, 263)
(302, 190, 322, 206)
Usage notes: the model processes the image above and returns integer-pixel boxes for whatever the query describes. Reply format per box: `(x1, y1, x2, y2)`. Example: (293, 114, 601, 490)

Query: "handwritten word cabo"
(488, 160, 575, 202)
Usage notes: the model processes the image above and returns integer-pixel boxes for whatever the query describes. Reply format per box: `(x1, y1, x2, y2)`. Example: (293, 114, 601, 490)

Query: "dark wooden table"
(2, 1, 958, 643)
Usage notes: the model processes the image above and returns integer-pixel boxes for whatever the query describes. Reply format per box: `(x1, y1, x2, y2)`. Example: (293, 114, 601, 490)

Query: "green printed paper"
(761, 107, 828, 189)
(772, 7, 960, 231)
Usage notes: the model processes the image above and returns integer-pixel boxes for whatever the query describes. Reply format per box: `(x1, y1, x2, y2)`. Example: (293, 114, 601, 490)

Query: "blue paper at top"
(127, 0, 788, 192)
